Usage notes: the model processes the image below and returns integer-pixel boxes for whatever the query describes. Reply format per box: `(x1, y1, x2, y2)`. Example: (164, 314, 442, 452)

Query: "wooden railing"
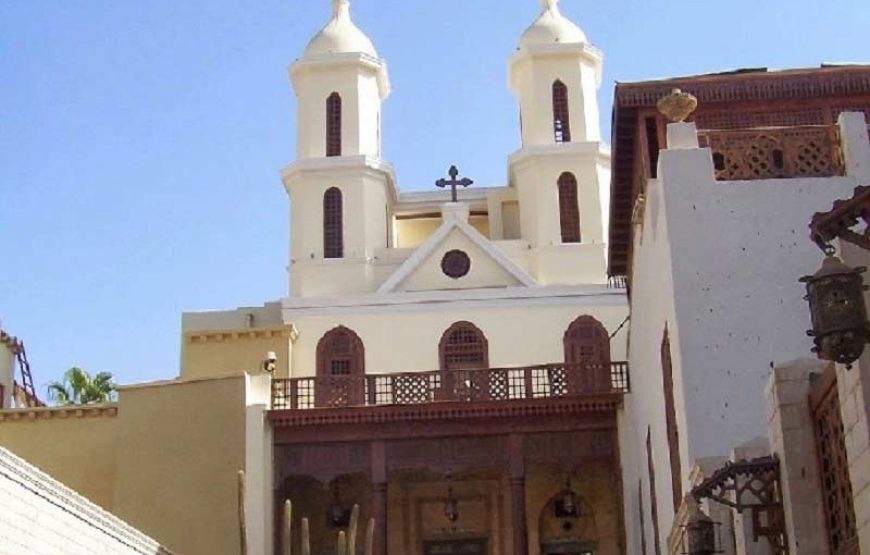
(698, 124, 845, 181)
(271, 362, 629, 410)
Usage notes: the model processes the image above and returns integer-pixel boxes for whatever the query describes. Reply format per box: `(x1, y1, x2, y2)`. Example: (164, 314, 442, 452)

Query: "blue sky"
(1, 0, 868, 390)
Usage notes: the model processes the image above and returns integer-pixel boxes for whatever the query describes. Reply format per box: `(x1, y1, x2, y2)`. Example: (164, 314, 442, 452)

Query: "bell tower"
(507, 0, 609, 284)
(283, 0, 396, 297)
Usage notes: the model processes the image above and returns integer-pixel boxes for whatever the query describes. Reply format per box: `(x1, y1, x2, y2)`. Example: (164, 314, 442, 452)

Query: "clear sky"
(1, 0, 868, 390)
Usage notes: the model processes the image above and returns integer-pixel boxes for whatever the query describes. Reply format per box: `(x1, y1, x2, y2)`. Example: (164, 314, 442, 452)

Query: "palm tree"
(47, 367, 117, 405)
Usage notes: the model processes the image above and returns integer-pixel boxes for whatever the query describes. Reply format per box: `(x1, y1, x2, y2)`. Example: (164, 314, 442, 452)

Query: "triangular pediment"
(378, 219, 536, 293)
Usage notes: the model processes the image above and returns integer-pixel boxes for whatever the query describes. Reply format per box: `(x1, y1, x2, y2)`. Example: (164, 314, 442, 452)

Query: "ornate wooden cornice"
(0, 404, 118, 422)
(185, 325, 297, 345)
(809, 184, 870, 250)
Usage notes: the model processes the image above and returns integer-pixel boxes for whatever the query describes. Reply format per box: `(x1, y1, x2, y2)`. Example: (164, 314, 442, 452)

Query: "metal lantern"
(800, 254, 870, 367)
(683, 499, 717, 555)
(444, 486, 459, 523)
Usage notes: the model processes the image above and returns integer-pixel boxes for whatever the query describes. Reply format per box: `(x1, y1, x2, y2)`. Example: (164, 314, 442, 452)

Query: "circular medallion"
(441, 250, 471, 279)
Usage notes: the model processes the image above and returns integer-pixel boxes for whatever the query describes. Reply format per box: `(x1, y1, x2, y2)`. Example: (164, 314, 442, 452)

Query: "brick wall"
(0, 447, 176, 555)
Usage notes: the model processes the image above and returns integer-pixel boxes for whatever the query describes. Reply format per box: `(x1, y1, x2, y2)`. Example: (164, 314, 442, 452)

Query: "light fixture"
(682, 497, 719, 555)
(800, 249, 870, 368)
(328, 483, 350, 528)
(555, 477, 579, 518)
(443, 472, 459, 523)
(263, 351, 277, 374)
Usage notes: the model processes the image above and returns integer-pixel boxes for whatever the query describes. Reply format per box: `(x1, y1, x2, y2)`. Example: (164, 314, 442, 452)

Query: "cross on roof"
(435, 165, 474, 202)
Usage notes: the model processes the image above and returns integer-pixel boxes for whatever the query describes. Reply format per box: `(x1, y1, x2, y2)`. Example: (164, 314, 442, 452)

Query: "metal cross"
(435, 165, 474, 202)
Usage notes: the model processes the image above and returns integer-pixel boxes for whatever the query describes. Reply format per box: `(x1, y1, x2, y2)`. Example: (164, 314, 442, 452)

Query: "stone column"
(766, 359, 829, 555)
(371, 440, 388, 555)
(507, 434, 528, 555)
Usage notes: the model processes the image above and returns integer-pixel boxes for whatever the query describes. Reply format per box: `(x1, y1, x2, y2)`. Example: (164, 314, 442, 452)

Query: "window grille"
(553, 80, 571, 143)
(323, 187, 343, 258)
(558, 172, 581, 243)
(811, 366, 858, 555)
(439, 322, 488, 370)
(326, 92, 342, 157)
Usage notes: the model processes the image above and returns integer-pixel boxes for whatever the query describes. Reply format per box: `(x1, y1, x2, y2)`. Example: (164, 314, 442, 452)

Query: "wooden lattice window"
(563, 315, 610, 365)
(326, 92, 342, 157)
(552, 80, 571, 143)
(647, 427, 662, 555)
(439, 322, 488, 370)
(323, 187, 343, 259)
(660, 327, 683, 512)
(810, 365, 858, 555)
(558, 172, 581, 243)
(317, 326, 365, 377)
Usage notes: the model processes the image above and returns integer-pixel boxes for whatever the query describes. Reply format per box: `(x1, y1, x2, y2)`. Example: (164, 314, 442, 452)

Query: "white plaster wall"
(283, 290, 628, 377)
(0, 447, 175, 555)
(0, 340, 14, 409)
(623, 117, 868, 555)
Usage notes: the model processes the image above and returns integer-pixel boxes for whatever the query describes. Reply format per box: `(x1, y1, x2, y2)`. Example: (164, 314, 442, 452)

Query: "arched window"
(316, 326, 364, 407)
(326, 92, 342, 157)
(439, 321, 488, 371)
(552, 80, 571, 143)
(558, 172, 581, 243)
(661, 326, 683, 511)
(560, 315, 610, 394)
(323, 187, 343, 259)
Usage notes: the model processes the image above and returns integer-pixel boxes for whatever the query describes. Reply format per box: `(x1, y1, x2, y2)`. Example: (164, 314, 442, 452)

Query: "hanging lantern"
(682, 498, 718, 555)
(444, 486, 459, 523)
(800, 253, 870, 367)
(328, 484, 349, 527)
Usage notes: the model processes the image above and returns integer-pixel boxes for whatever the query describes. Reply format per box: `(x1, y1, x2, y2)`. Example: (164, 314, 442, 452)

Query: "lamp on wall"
(555, 478, 580, 518)
(800, 247, 870, 368)
(680, 497, 721, 555)
(443, 472, 459, 523)
(328, 483, 350, 527)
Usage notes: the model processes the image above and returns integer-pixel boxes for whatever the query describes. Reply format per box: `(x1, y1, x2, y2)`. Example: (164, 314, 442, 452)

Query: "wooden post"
(507, 434, 528, 555)
(371, 440, 388, 555)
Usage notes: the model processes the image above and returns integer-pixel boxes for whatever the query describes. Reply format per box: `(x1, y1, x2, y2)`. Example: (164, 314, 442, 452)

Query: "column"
(507, 434, 528, 555)
(371, 440, 388, 555)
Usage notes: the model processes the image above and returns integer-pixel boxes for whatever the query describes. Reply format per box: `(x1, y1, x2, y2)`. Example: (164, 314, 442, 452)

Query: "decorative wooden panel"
(323, 187, 344, 258)
(698, 125, 845, 181)
(558, 173, 581, 244)
(560, 316, 610, 395)
(811, 366, 858, 555)
(660, 327, 682, 512)
(552, 80, 571, 143)
(439, 322, 488, 371)
(326, 92, 342, 157)
(316, 326, 364, 407)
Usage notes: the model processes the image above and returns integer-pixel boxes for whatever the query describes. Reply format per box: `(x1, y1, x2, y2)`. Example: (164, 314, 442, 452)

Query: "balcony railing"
(698, 124, 845, 181)
(271, 362, 629, 410)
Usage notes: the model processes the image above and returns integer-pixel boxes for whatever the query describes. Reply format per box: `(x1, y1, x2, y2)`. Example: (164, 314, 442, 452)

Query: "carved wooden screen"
(439, 322, 489, 370)
(326, 92, 342, 157)
(646, 428, 662, 555)
(323, 187, 344, 259)
(558, 172, 581, 244)
(661, 327, 683, 511)
(552, 80, 571, 143)
(316, 326, 364, 407)
(810, 365, 858, 555)
(561, 315, 610, 394)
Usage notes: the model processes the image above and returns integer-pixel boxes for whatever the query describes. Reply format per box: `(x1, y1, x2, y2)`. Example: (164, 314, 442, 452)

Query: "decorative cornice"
(268, 395, 623, 428)
(0, 447, 177, 554)
(185, 325, 295, 345)
(0, 404, 118, 422)
(0, 329, 22, 354)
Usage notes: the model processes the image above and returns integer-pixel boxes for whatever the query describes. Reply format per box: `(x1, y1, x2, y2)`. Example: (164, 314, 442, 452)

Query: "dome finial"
(540, 0, 560, 12)
(332, 0, 350, 19)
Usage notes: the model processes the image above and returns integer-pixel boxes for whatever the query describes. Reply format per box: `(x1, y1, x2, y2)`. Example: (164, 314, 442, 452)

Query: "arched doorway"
(560, 316, 611, 394)
(316, 326, 365, 407)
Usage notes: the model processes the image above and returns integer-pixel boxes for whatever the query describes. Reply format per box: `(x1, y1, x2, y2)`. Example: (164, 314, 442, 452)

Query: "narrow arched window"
(561, 315, 610, 394)
(439, 321, 488, 371)
(326, 92, 342, 157)
(316, 326, 364, 407)
(558, 172, 581, 243)
(323, 187, 343, 258)
(552, 80, 571, 143)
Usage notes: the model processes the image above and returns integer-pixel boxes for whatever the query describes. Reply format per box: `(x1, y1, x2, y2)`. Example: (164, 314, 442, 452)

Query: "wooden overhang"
(608, 65, 870, 278)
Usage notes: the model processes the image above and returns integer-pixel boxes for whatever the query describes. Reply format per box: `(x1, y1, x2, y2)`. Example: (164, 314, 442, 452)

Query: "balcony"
(271, 362, 629, 411)
(698, 124, 845, 181)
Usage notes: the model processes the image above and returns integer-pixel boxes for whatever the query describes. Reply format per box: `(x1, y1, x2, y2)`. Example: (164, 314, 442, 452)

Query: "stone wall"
(0, 446, 175, 555)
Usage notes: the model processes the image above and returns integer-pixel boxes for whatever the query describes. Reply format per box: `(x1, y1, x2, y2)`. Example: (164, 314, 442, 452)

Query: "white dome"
(519, 0, 588, 48)
(303, 0, 378, 58)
